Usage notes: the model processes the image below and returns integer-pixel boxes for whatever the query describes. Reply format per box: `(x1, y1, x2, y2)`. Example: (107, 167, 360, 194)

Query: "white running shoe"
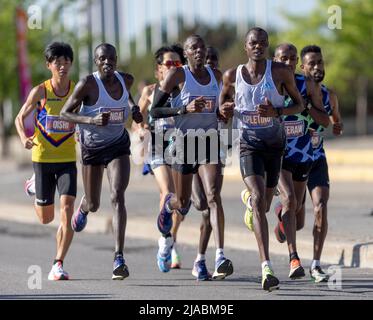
(310, 266, 329, 283)
(157, 236, 174, 273)
(24, 173, 36, 197)
(48, 261, 69, 281)
(171, 246, 181, 269)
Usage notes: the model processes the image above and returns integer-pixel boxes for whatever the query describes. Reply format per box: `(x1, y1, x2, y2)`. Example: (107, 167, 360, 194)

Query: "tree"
(0, 0, 89, 158)
(277, 0, 373, 133)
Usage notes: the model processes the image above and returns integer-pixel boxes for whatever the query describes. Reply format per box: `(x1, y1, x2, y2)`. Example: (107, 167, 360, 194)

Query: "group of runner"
(15, 26, 343, 291)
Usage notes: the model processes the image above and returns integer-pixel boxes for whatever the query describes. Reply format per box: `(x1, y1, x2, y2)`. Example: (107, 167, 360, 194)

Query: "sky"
(36, 0, 318, 61)
(125, 0, 317, 36)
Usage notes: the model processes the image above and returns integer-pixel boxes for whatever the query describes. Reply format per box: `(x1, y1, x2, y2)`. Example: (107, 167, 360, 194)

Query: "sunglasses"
(162, 60, 183, 68)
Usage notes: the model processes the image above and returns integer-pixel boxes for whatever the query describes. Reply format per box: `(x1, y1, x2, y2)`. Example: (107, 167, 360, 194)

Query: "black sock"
(115, 251, 123, 258)
(162, 232, 172, 238)
(290, 252, 299, 262)
(53, 259, 63, 266)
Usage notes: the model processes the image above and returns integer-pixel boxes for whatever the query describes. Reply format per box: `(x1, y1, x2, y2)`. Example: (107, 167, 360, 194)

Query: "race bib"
(284, 120, 304, 138)
(240, 111, 273, 129)
(189, 96, 217, 114)
(46, 116, 75, 134)
(99, 107, 126, 125)
(311, 131, 322, 149)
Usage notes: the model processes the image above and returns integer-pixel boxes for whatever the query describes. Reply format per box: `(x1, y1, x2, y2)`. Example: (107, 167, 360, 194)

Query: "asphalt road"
(1, 220, 373, 300)
(1, 161, 372, 243)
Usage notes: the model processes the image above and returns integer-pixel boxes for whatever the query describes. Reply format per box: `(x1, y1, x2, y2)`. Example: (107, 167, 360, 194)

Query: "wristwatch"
(132, 105, 140, 113)
(177, 105, 187, 115)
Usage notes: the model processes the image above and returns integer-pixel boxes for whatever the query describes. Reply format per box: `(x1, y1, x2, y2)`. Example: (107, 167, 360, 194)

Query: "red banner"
(16, 7, 34, 137)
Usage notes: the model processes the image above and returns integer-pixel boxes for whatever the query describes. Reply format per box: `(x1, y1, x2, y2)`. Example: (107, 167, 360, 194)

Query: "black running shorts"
(171, 134, 223, 175)
(282, 159, 313, 182)
(80, 129, 131, 167)
(307, 156, 330, 191)
(33, 162, 77, 207)
(240, 150, 283, 188)
(239, 133, 285, 188)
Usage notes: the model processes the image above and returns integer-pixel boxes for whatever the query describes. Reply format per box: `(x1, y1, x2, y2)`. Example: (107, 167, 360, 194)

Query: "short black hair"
(44, 42, 73, 63)
(206, 46, 219, 59)
(154, 44, 186, 65)
(300, 45, 322, 61)
(183, 34, 204, 50)
(94, 43, 117, 58)
(274, 43, 298, 56)
(245, 27, 268, 42)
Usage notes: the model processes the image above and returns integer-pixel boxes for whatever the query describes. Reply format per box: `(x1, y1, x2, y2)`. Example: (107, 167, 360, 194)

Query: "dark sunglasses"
(162, 60, 183, 68)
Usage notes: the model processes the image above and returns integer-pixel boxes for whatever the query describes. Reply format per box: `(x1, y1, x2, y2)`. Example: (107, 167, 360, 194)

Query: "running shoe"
(157, 193, 174, 235)
(192, 260, 211, 281)
(274, 187, 281, 197)
(112, 254, 129, 280)
(262, 265, 279, 292)
(24, 174, 36, 197)
(274, 202, 286, 243)
(212, 257, 233, 280)
(71, 197, 88, 232)
(241, 189, 253, 232)
(274, 201, 283, 220)
(157, 236, 174, 273)
(310, 266, 329, 283)
(48, 261, 69, 281)
(177, 199, 192, 216)
(289, 258, 306, 279)
(142, 163, 153, 176)
(171, 247, 181, 269)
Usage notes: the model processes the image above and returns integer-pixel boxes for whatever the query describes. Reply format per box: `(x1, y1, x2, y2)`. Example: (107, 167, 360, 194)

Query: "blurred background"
(0, 0, 372, 159)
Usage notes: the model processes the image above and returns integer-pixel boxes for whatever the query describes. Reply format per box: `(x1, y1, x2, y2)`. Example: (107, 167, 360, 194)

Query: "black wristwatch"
(132, 105, 140, 113)
(178, 105, 188, 115)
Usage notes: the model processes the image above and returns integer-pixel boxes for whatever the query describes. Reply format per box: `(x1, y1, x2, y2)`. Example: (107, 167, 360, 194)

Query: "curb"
(1, 203, 372, 269)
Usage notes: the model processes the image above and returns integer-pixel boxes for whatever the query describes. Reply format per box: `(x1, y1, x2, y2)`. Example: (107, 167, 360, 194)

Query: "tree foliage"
(276, 0, 373, 114)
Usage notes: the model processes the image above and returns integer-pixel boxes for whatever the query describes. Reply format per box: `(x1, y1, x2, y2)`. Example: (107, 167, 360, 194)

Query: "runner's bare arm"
(258, 66, 303, 117)
(278, 66, 304, 116)
(14, 85, 44, 149)
(219, 68, 236, 120)
(120, 72, 143, 124)
(329, 89, 343, 135)
(305, 79, 330, 128)
(134, 84, 154, 131)
(60, 77, 109, 126)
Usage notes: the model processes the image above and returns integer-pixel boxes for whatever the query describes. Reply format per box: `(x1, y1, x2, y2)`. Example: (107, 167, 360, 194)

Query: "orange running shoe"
(289, 258, 305, 279)
(274, 202, 286, 243)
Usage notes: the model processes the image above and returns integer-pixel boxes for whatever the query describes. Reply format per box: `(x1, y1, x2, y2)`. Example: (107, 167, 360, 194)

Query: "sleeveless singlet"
(283, 74, 314, 163)
(234, 60, 285, 150)
(32, 79, 76, 163)
(309, 85, 332, 160)
(170, 65, 220, 134)
(78, 71, 130, 149)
